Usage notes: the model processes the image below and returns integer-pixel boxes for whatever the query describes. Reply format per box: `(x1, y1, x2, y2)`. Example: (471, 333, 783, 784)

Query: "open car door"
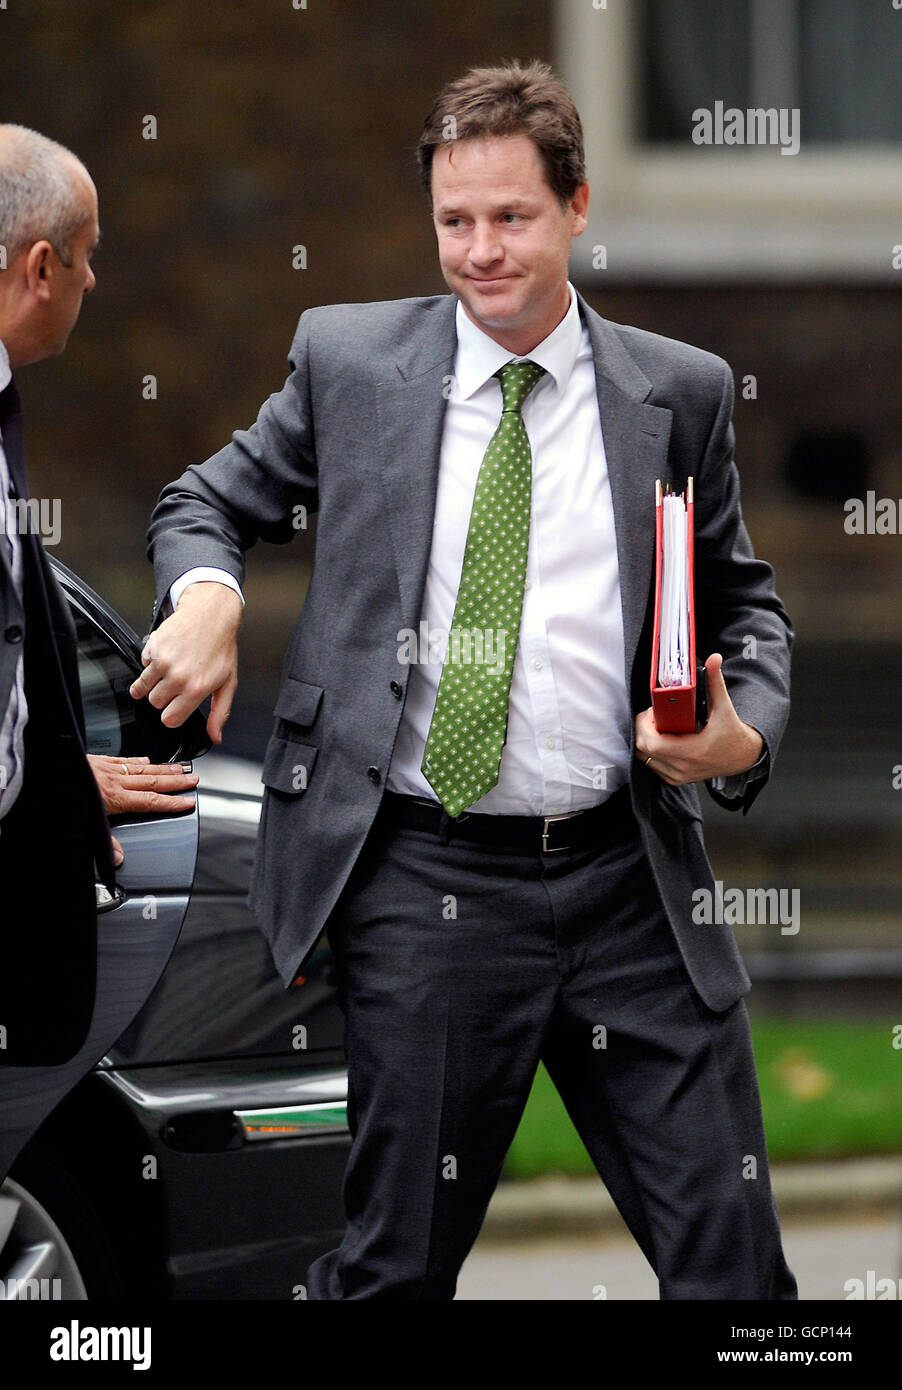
(0, 560, 210, 1291)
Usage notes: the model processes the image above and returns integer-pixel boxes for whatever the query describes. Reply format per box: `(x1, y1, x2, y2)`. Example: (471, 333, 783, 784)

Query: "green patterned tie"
(422, 359, 545, 816)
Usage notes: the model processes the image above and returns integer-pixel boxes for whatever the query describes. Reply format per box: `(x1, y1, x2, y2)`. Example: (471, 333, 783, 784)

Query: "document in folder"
(650, 478, 699, 733)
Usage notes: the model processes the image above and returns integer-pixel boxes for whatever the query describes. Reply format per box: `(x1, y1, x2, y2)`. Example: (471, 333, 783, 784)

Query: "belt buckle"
(541, 810, 581, 853)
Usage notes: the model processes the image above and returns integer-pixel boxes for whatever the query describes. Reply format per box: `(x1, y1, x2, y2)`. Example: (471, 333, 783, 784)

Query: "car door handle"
(95, 883, 127, 913)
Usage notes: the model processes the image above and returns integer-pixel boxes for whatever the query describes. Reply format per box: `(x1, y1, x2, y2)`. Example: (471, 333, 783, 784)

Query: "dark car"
(0, 560, 349, 1300)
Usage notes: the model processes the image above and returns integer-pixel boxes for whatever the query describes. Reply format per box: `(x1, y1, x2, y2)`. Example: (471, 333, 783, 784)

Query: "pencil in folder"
(650, 477, 698, 733)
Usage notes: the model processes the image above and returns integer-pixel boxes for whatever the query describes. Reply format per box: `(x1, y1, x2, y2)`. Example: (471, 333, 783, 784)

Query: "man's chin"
(459, 293, 522, 333)
(47, 332, 72, 359)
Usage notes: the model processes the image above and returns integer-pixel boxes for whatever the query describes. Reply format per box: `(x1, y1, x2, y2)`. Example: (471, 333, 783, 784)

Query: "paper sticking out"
(657, 492, 690, 688)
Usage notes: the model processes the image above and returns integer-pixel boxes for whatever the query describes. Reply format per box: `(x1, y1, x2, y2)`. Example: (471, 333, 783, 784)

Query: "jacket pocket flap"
(261, 737, 318, 794)
(273, 678, 323, 727)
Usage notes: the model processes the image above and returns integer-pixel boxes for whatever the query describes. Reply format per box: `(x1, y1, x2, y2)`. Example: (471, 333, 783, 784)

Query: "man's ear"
(24, 240, 54, 300)
(569, 181, 589, 238)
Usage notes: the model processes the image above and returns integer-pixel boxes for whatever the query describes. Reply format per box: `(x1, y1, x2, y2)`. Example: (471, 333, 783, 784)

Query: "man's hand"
(128, 581, 243, 744)
(88, 755, 198, 814)
(634, 652, 763, 786)
(88, 755, 199, 866)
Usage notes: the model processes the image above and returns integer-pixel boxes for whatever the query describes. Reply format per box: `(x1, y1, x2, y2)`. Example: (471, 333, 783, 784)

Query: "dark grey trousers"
(305, 793, 798, 1300)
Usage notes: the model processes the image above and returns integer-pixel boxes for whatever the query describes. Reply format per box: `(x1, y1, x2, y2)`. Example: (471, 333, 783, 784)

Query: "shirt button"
(545, 738, 555, 750)
(366, 766, 381, 784)
(524, 578, 531, 590)
(390, 680, 402, 699)
(532, 657, 543, 671)
(5, 624, 23, 644)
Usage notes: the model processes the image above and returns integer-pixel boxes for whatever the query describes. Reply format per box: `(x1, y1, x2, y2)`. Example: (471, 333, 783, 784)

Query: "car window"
(76, 611, 127, 756)
(72, 606, 196, 763)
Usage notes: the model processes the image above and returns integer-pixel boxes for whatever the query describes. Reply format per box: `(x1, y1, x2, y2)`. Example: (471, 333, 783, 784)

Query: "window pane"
(73, 606, 193, 763)
(641, 0, 752, 143)
(800, 0, 902, 143)
(75, 610, 126, 757)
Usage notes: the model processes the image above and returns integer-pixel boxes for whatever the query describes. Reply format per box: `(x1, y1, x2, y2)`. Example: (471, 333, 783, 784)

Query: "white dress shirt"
(388, 285, 630, 813)
(0, 337, 28, 826)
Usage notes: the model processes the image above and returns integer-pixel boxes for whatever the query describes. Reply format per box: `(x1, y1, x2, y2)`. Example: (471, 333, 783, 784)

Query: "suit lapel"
(577, 294, 673, 689)
(375, 297, 458, 631)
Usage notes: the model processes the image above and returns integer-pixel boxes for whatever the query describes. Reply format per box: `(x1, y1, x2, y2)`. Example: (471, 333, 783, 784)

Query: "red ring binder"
(650, 477, 699, 734)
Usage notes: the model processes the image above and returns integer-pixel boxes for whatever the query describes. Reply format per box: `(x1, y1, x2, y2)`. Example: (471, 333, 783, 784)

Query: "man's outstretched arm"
(132, 312, 318, 739)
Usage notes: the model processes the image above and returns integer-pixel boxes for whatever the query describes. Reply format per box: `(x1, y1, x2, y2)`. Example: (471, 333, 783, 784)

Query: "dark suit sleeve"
(692, 359, 793, 814)
(147, 312, 319, 607)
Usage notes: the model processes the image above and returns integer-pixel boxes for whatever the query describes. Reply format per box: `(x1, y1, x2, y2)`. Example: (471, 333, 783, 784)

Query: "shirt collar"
(453, 281, 582, 400)
(0, 339, 10, 393)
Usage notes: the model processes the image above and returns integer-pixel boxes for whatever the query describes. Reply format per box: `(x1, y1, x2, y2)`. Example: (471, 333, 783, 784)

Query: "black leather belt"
(377, 785, 633, 853)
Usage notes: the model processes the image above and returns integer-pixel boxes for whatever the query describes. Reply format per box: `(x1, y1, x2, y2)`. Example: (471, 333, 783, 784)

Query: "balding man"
(0, 125, 196, 1065)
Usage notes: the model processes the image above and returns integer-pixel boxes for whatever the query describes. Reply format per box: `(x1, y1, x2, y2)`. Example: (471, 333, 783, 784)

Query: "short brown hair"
(417, 59, 586, 206)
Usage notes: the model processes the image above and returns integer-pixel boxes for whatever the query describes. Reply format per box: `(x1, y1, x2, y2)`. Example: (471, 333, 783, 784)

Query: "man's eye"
(502, 213, 521, 224)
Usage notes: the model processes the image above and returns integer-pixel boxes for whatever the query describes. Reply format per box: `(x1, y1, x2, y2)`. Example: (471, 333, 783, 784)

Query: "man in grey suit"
(133, 62, 796, 1299)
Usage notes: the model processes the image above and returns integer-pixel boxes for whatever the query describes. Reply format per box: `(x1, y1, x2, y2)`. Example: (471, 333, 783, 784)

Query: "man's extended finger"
(121, 772, 198, 791)
(129, 665, 161, 700)
(121, 761, 184, 776)
(117, 790, 197, 813)
(130, 768, 196, 782)
(121, 763, 196, 778)
(207, 680, 236, 745)
(157, 690, 206, 729)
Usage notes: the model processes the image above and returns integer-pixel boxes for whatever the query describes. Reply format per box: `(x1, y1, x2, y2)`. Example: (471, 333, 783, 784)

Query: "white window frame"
(557, 0, 902, 281)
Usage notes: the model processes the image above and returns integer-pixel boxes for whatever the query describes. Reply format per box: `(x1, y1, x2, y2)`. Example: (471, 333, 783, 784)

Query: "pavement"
(463, 1159, 902, 1299)
(480, 1155, 902, 1242)
(460, 1211, 902, 1300)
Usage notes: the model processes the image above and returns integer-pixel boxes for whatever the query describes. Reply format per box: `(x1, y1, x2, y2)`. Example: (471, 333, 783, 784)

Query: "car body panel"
(0, 561, 204, 1184)
(1, 561, 350, 1295)
(111, 777, 346, 1065)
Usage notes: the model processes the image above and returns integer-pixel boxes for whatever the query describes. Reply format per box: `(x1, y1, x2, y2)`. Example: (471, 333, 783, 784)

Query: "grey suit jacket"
(148, 291, 793, 1012)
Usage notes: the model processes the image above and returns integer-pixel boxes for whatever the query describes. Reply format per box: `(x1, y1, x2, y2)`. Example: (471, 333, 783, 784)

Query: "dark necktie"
(0, 378, 26, 499)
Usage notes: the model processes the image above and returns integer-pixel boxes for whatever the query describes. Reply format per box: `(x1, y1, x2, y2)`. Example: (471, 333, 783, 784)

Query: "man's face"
(42, 165, 99, 357)
(431, 133, 588, 355)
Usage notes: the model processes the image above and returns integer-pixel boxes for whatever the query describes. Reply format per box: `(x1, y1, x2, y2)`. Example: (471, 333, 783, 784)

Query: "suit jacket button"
(367, 766, 381, 784)
(390, 681, 402, 699)
(5, 624, 23, 643)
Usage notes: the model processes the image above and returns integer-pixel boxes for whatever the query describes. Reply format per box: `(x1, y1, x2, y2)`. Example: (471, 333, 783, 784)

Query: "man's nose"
(468, 222, 503, 266)
(84, 265, 96, 293)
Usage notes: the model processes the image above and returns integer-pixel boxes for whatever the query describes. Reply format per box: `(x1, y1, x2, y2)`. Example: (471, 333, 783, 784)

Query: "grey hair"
(0, 125, 88, 267)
